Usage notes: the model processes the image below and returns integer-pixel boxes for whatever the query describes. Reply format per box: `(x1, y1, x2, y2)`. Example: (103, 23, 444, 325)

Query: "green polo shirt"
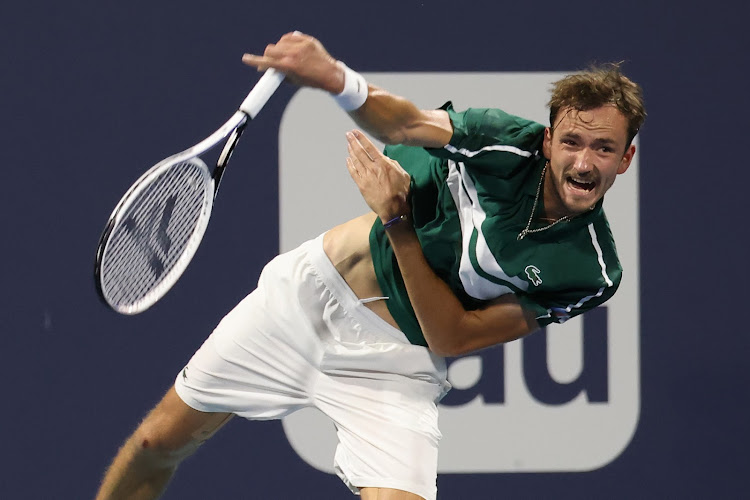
(370, 103, 621, 346)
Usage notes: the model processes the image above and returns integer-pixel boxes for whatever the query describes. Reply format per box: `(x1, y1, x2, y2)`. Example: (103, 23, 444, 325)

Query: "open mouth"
(567, 177, 596, 193)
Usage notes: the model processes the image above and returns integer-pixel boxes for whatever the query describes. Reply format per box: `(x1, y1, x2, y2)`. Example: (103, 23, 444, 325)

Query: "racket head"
(95, 157, 214, 314)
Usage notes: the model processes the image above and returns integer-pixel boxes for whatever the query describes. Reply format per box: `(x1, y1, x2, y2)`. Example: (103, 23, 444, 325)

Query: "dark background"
(3, 0, 748, 498)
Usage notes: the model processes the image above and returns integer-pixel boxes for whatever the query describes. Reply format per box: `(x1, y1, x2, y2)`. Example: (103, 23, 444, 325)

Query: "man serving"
(96, 31, 645, 500)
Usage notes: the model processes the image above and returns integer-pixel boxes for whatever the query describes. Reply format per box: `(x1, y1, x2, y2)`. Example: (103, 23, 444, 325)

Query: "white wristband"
(332, 62, 368, 111)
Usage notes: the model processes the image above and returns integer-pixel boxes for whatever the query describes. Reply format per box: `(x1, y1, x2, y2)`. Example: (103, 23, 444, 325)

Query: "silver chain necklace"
(517, 161, 570, 240)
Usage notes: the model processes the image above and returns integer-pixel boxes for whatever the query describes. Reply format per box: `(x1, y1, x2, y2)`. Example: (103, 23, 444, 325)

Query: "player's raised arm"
(242, 31, 452, 148)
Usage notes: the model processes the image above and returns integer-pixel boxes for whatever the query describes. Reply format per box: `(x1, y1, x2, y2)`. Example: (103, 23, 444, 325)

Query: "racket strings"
(101, 160, 211, 311)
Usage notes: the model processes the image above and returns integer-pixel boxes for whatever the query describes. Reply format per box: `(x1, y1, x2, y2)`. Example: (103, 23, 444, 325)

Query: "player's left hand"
(345, 130, 411, 224)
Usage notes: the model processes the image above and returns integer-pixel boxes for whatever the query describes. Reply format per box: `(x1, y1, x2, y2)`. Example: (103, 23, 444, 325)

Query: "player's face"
(542, 106, 635, 218)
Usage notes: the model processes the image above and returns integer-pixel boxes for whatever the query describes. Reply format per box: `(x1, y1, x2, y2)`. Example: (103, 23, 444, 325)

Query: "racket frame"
(95, 70, 284, 314)
(95, 157, 214, 314)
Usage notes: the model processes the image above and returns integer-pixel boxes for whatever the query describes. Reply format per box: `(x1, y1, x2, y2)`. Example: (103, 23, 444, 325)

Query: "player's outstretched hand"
(242, 31, 345, 94)
(345, 130, 411, 224)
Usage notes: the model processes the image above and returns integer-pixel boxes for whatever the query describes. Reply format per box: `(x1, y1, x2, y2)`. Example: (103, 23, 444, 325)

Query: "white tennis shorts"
(174, 234, 450, 500)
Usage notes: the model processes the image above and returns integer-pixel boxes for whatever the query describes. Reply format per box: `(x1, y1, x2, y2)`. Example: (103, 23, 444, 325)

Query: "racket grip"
(239, 69, 285, 119)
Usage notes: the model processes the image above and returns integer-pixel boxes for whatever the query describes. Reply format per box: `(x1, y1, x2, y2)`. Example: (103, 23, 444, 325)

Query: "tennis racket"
(95, 69, 285, 315)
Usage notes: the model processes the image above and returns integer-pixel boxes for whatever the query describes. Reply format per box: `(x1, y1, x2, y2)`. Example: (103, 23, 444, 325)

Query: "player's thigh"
(136, 386, 234, 453)
(322, 374, 441, 499)
(360, 487, 425, 500)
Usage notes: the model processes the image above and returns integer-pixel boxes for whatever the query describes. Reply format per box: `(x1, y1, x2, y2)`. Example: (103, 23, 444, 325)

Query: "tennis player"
(95, 32, 645, 500)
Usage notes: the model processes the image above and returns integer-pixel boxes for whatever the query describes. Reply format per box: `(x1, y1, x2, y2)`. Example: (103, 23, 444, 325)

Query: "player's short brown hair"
(549, 63, 646, 148)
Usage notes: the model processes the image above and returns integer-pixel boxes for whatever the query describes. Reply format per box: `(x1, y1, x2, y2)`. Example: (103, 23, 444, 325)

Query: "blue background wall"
(3, 0, 748, 498)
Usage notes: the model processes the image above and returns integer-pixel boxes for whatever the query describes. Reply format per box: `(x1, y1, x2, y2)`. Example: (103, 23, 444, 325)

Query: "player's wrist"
(382, 214, 410, 230)
(331, 62, 368, 112)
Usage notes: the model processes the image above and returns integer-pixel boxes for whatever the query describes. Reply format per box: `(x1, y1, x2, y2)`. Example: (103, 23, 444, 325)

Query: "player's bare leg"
(95, 386, 233, 500)
(360, 488, 425, 499)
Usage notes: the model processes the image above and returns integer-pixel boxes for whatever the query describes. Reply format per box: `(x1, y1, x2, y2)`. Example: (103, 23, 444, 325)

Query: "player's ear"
(542, 127, 553, 159)
(617, 144, 636, 174)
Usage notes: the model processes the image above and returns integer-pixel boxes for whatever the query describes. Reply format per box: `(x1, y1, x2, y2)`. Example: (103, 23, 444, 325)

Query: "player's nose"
(573, 149, 595, 172)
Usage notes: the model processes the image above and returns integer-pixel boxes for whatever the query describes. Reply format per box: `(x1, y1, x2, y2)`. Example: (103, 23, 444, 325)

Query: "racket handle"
(239, 69, 285, 119)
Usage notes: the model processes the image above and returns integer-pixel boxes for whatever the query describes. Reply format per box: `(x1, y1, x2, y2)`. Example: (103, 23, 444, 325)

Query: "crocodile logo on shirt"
(525, 265, 542, 286)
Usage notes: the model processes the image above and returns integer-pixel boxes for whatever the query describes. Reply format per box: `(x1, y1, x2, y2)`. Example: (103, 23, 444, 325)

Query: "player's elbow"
(370, 121, 419, 146)
(427, 343, 458, 358)
(428, 336, 509, 357)
(370, 129, 406, 146)
(435, 345, 471, 357)
(427, 321, 540, 357)
(426, 336, 476, 357)
(422, 320, 481, 357)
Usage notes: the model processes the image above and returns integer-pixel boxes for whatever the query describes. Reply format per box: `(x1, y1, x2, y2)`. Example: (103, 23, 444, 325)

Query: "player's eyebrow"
(592, 137, 618, 146)
(558, 131, 618, 147)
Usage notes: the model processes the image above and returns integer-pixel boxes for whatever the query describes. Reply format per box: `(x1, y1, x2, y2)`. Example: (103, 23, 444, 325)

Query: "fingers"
(241, 37, 290, 70)
(284, 30, 308, 40)
(345, 157, 361, 181)
(345, 130, 409, 188)
(242, 32, 342, 91)
(243, 31, 310, 68)
(241, 53, 268, 70)
(344, 130, 411, 219)
(242, 41, 291, 70)
(346, 129, 408, 179)
(346, 130, 379, 164)
(346, 131, 377, 185)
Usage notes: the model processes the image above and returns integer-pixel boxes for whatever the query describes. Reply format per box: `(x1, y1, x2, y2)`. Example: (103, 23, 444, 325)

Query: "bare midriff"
(322, 212, 400, 330)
